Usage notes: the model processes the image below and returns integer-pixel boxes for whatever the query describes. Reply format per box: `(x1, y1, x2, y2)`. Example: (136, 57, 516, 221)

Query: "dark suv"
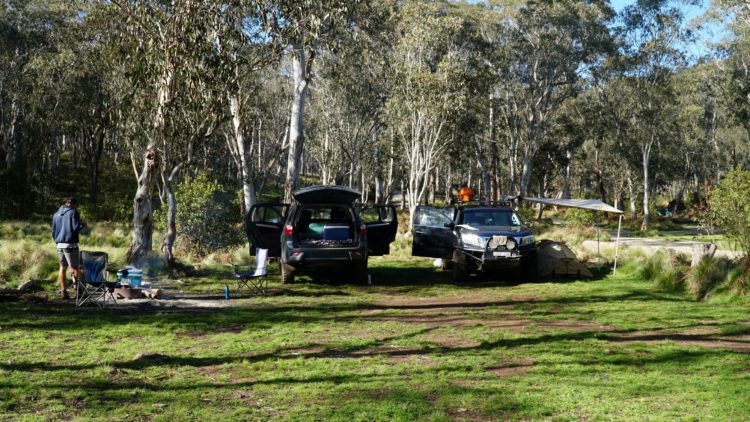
(412, 202, 537, 281)
(246, 185, 398, 283)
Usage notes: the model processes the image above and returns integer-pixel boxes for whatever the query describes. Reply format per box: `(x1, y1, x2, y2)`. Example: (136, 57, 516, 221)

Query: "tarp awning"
(521, 197, 623, 214)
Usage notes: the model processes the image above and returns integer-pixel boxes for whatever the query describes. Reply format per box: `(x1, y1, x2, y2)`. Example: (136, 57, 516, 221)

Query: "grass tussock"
(619, 247, 750, 301)
(0, 240, 59, 287)
(639, 250, 688, 292)
(684, 256, 750, 301)
(686, 256, 734, 300)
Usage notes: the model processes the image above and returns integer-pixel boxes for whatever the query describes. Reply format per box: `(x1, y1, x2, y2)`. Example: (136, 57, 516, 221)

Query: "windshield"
(460, 209, 521, 227)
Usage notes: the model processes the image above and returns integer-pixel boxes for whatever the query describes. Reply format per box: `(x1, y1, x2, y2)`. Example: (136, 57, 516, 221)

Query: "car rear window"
(296, 206, 355, 245)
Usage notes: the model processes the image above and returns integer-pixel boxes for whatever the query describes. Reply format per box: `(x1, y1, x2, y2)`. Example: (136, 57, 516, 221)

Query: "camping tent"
(536, 240, 593, 278)
(521, 196, 625, 274)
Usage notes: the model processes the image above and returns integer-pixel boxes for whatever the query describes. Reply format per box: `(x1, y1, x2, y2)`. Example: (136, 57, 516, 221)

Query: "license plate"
(493, 251, 511, 257)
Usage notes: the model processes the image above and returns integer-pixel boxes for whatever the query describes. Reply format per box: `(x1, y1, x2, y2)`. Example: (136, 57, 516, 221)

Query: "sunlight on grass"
(2, 221, 750, 420)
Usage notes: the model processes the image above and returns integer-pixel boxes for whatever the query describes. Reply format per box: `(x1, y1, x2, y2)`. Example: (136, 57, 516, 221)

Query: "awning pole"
(613, 214, 623, 274)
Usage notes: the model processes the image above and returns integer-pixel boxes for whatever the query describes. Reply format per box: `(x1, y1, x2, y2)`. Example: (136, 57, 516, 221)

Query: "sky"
(610, 0, 722, 59)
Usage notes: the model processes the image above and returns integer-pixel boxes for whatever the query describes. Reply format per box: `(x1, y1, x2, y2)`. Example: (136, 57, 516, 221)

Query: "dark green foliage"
(0, 168, 35, 219)
(687, 256, 733, 301)
(563, 208, 598, 227)
(157, 175, 243, 257)
(709, 169, 750, 256)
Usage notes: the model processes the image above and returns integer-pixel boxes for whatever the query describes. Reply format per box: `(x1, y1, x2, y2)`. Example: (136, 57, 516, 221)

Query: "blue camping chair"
(74, 251, 117, 308)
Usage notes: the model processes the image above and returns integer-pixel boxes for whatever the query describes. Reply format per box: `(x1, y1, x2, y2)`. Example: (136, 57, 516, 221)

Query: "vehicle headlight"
(462, 233, 484, 247)
(506, 238, 517, 250)
(519, 235, 535, 246)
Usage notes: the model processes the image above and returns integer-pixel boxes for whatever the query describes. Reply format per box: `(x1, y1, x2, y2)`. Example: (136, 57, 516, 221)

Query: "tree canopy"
(1, 0, 748, 260)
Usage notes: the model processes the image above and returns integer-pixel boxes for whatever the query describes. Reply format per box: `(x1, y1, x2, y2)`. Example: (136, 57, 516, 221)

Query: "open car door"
(246, 203, 288, 257)
(357, 205, 398, 256)
(412, 206, 455, 258)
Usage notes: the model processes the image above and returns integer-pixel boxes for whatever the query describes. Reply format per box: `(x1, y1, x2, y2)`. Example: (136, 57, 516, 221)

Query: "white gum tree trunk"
(127, 69, 171, 264)
(641, 139, 653, 231)
(284, 39, 309, 203)
(230, 96, 256, 211)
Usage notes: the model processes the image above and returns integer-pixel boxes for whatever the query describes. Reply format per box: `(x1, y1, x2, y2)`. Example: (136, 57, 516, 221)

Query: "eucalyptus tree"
(276, 0, 362, 203)
(106, 1, 239, 263)
(0, 0, 86, 212)
(386, 1, 487, 232)
(224, 66, 291, 210)
(486, 0, 614, 197)
(213, 2, 284, 211)
(618, 0, 688, 230)
(305, 0, 397, 198)
(711, 1, 750, 142)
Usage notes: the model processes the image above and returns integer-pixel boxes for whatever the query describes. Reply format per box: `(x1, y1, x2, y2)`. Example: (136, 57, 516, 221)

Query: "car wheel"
(452, 250, 468, 282)
(521, 253, 538, 283)
(354, 261, 368, 285)
(280, 262, 296, 284)
(440, 258, 453, 271)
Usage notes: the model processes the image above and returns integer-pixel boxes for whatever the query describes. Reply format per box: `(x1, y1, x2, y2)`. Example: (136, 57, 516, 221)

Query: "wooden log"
(17, 280, 36, 292)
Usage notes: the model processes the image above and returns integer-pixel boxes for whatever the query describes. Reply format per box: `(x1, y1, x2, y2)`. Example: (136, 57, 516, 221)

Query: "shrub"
(686, 256, 733, 301)
(156, 175, 243, 257)
(563, 208, 598, 227)
(722, 263, 749, 296)
(537, 225, 610, 247)
(640, 250, 687, 292)
(709, 169, 750, 255)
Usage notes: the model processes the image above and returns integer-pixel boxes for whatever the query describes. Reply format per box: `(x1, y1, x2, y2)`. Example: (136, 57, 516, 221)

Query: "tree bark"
(6, 95, 21, 170)
(284, 40, 310, 203)
(161, 165, 180, 268)
(489, 94, 500, 200)
(562, 148, 571, 199)
(374, 141, 384, 203)
(641, 142, 651, 231)
(127, 145, 159, 264)
(230, 96, 256, 210)
(128, 66, 171, 264)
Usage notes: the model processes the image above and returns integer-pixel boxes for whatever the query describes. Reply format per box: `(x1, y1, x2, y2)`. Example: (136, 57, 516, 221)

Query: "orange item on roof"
(458, 186, 474, 202)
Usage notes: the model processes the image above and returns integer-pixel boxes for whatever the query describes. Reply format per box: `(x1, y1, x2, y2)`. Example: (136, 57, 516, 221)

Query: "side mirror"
(524, 221, 533, 227)
(444, 222, 454, 229)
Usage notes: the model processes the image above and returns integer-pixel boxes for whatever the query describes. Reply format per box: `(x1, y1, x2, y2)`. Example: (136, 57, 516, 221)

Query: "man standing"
(52, 197, 84, 299)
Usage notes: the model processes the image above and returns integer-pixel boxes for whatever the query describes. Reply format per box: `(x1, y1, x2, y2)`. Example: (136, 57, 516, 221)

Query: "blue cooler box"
(117, 268, 143, 287)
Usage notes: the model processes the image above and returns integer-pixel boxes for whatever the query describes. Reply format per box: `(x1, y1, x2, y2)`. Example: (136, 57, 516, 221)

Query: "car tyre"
(440, 258, 453, 271)
(521, 252, 538, 283)
(354, 261, 368, 285)
(280, 262, 296, 284)
(452, 250, 468, 282)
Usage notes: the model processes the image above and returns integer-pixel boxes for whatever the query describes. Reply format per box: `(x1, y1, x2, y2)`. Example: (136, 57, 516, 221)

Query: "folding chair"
(232, 248, 269, 295)
(74, 251, 117, 308)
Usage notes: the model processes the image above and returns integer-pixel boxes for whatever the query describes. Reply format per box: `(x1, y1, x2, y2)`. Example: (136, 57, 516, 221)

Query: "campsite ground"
(2, 254, 750, 421)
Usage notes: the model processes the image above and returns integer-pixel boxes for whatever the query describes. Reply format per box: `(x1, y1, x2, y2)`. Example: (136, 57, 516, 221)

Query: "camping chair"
(74, 251, 117, 308)
(232, 248, 269, 296)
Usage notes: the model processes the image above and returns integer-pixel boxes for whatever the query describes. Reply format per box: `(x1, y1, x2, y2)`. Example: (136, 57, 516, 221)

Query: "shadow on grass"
(5, 319, 746, 376)
(0, 287, 691, 335)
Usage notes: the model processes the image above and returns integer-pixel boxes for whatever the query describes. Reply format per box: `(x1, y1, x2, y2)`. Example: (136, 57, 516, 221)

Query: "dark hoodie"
(52, 205, 83, 245)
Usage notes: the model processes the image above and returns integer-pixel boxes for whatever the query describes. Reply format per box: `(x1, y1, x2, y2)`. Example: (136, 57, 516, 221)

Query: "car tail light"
(359, 225, 367, 236)
(284, 224, 293, 236)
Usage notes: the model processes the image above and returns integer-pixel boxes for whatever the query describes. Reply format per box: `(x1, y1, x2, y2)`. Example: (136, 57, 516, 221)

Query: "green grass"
(2, 220, 750, 420)
(2, 255, 750, 421)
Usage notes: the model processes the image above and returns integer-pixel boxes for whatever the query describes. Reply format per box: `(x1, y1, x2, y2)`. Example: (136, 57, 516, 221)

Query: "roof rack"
(451, 199, 515, 208)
